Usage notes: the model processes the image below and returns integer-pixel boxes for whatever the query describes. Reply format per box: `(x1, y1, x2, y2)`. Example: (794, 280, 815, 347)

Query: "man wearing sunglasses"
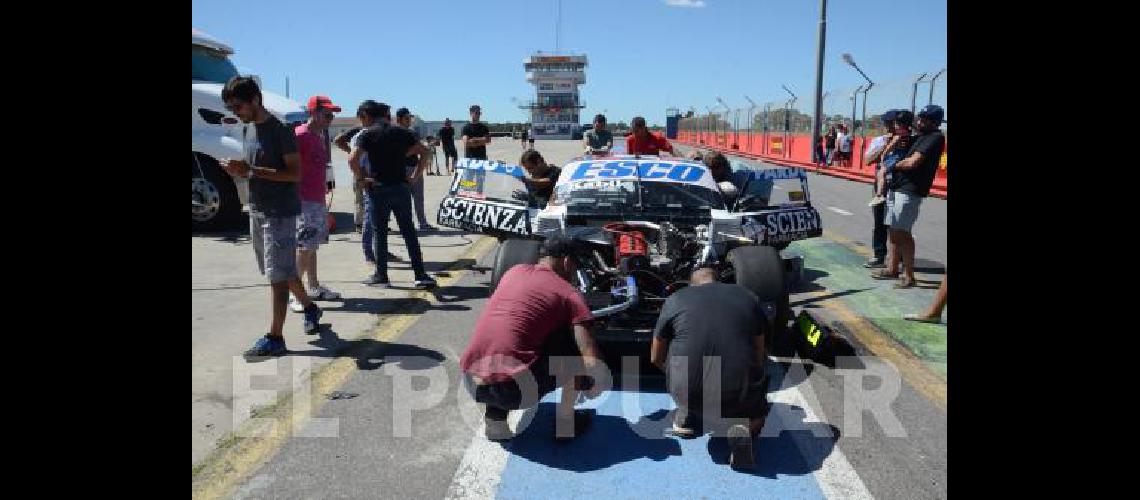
(288, 96, 344, 313)
(220, 76, 325, 358)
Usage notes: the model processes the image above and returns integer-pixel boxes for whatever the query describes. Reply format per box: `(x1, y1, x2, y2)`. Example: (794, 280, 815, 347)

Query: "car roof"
(192, 28, 234, 55)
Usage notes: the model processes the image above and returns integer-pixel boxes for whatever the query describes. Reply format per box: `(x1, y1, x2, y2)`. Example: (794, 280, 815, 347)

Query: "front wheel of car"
(728, 245, 793, 355)
(490, 238, 542, 292)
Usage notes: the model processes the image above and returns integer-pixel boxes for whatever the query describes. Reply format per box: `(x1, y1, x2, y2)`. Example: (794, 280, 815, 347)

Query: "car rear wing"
(436, 158, 536, 237)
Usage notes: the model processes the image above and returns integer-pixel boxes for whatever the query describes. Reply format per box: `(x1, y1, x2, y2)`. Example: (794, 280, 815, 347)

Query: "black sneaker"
(863, 258, 886, 269)
(362, 275, 391, 288)
(244, 334, 287, 358)
(727, 424, 756, 470)
(554, 409, 594, 441)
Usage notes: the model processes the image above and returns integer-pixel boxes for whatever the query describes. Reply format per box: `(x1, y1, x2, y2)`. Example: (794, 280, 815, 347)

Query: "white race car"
(437, 154, 823, 345)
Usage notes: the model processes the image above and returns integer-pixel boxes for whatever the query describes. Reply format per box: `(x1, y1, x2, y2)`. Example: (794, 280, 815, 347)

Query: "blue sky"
(192, 0, 946, 126)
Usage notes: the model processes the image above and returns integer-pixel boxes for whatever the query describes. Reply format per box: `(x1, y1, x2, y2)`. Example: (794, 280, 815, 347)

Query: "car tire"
(490, 238, 542, 292)
(728, 245, 793, 355)
(192, 153, 245, 232)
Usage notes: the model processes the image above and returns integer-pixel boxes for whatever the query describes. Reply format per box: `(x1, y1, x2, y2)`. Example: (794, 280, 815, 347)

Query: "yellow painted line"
(821, 228, 873, 259)
(809, 289, 946, 412)
(191, 235, 499, 500)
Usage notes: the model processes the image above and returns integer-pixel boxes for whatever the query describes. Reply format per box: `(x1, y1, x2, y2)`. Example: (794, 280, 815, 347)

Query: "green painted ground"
(786, 238, 948, 379)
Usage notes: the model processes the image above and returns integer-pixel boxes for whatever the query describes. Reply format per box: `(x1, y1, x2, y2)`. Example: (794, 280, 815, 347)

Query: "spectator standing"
(862, 110, 898, 268)
(349, 101, 437, 289)
(823, 125, 837, 167)
(289, 96, 343, 313)
(871, 105, 945, 289)
(219, 76, 324, 357)
(439, 118, 459, 175)
(626, 116, 675, 155)
(396, 108, 434, 231)
(461, 104, 491, 160)
(583, 114, 613, 155)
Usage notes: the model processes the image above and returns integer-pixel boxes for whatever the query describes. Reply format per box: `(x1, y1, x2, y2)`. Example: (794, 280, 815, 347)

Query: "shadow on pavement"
(289, 326, 447, 371)
(789, 288, 870, 308)
(320, 296, 471, 315)
(506, 404, 682, 472)
(705, 403, 841, 479)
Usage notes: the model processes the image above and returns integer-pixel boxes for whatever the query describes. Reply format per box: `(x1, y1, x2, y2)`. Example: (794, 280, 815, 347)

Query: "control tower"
(520, 53, 587, 139)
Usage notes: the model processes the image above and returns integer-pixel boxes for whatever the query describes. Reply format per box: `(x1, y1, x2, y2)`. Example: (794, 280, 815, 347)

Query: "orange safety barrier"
(673, 131, 946, 199)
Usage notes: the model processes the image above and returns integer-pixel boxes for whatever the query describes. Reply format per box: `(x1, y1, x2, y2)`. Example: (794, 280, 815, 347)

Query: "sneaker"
(727, 424, 756, 470)
(484, 416, 513, 441)
(309, 285, 342, 301)
(863, 258, 886, 269)
(288, 294, 305, 313)
(868, 195, 886, 207)
(419, 224, 436, 232)
(303, 303, 323, 334)
(554, 409, 595, 441)
(363, 275, 391, 288)
(413, 276, 438, 289)
(386, 252, 403, 262)
(244, 335, 287, 358)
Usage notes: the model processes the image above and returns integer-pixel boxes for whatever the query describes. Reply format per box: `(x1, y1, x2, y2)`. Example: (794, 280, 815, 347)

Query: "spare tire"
(728, 245, 792, 354)
(491, 238, 542, 292)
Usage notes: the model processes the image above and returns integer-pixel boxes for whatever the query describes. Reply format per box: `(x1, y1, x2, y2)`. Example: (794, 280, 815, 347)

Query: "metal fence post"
(928, 68, 946, 105)
(911, 72, 928, 115)
(859, 83, 872, 169)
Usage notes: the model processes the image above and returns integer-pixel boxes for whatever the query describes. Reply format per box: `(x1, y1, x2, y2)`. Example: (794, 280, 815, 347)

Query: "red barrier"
(674, 132, 947, 199)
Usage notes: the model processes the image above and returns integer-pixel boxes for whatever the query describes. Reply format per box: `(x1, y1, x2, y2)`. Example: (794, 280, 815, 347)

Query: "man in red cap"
(289, 96, 344, 312)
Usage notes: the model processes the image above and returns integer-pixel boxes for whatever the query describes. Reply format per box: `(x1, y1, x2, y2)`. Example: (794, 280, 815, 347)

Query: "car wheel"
(192, 153, 245, 232)
(728, 245, 793, 355)
(490, 238, 542, 292)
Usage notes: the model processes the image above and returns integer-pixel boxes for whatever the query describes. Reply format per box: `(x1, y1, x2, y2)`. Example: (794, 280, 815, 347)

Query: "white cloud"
(665, 0, 707, 7)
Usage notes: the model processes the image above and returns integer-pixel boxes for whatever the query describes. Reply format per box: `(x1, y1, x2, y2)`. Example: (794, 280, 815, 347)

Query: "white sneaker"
(289, 294, 305, 313)
(868, 196, 886, 207)
(309, 285, 342, 301)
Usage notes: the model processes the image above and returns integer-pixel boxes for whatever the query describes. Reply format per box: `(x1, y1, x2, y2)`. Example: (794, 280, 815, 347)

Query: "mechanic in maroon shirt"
(460, 236, 605, 441)
(625, 116, 675, 155)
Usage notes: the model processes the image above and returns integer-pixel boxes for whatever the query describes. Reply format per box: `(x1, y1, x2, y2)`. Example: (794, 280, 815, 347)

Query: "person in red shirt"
(460, 236, 604, 441)
(625, 116, 675, 155)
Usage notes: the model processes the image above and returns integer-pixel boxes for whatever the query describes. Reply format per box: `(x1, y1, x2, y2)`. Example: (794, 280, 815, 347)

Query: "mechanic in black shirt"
(518, 149, 561, 207)
(873, 105, 945, 289)
(348, 101, 437, 289)
(651, 267, 770, 470)
(439, 118, 458, 175)
(461, 104, 491, 160)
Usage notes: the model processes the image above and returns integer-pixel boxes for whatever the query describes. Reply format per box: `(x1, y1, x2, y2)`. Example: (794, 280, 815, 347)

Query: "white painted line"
(827, 206, 853, 216)
(443, 410, 526, 499)
(768, 383, 875, 500)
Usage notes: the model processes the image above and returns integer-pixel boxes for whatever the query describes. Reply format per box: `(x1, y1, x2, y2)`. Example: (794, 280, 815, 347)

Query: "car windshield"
(553, 179, 724, 210)
(451, 168, 531, 206)
(192, 45, 239, 83)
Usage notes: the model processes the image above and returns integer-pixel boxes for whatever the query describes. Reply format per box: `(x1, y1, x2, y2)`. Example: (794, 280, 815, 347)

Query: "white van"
(192, 28, 308, 231)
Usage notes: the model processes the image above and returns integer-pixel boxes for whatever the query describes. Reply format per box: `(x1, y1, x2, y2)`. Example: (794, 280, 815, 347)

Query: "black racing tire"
(192, 153, 245, 232)
(490, 238, 542, 292)
(728, 245, 793, 355)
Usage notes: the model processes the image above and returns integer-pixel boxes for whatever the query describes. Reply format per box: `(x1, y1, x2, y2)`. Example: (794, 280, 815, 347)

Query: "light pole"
(810, 0, 828, 170)
(705, 105, 717, 146)
(842, 53, 874, 167)
(781, 85, 797, 158)
(744, 95, 758, 152)
(716, 97, 735, 148)
(910, 72, 928, 116)
(928, 68, 946, 106)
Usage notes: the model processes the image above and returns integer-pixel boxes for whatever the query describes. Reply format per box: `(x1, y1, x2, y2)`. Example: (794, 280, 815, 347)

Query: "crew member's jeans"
(362, 191, 375, 263)
(368, 182, 428, 280)
(871, 181, 889, 261)
(406, 167, 431, 227)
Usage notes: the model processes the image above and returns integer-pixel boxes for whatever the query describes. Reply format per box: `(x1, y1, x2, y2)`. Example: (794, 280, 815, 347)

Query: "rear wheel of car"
(491, 238, 542, 292)
(192, 153, 245, 232)
(728, 245, 793, 355)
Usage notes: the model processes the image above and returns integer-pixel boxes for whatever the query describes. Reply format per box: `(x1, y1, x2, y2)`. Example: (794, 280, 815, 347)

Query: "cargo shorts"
(297, 201, 330, 251)
(250, 211, 298, 283)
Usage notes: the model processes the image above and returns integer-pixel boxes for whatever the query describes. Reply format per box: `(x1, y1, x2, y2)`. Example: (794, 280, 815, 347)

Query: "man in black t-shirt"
(440, 118, 458, 175)
(348, 101, 437, 289)
(650, 267, 770, 470)
(872, 105, 946, 289)
(461, 104, 491, 159)
(220, 76, 324, 357)
(517, 149, 561, 207)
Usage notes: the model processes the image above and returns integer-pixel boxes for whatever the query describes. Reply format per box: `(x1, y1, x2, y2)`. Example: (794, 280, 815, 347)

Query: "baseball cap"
(539, 236, 578, 258)
(880, 109, 898, 125)
(917, 105, 944, 124)
(894, 110, 914, 127)
(307, 95, 341, 113)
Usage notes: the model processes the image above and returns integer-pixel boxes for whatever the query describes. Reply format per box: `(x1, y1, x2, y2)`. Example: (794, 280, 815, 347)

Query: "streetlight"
(911, 72, 928, 116)
(744, 95, 758, 152)
(842, 53, 874, 167)
(781, 85, 797, 158)
(705, 105, 717, 146)
(810, 0, 828, 171)
(928, 68, 946, 106)
(716, 97, 737, 148)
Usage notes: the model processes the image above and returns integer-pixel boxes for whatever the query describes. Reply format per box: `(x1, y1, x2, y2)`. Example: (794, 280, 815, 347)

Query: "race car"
(436, 154, 823, 346)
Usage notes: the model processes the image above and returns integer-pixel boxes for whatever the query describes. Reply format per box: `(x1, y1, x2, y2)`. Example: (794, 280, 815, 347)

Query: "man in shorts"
(651, 267, 770, 470)
(289, 96, 344, 312)
(220, 76, 324, 357)
(872, 105, 946, 289)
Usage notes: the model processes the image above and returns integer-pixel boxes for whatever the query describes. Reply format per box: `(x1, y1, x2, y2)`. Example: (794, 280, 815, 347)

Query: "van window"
(192, 46, 239, 83)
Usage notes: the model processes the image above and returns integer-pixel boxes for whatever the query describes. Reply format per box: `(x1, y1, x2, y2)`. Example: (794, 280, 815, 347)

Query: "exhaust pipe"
(591, 276, 638, 318)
